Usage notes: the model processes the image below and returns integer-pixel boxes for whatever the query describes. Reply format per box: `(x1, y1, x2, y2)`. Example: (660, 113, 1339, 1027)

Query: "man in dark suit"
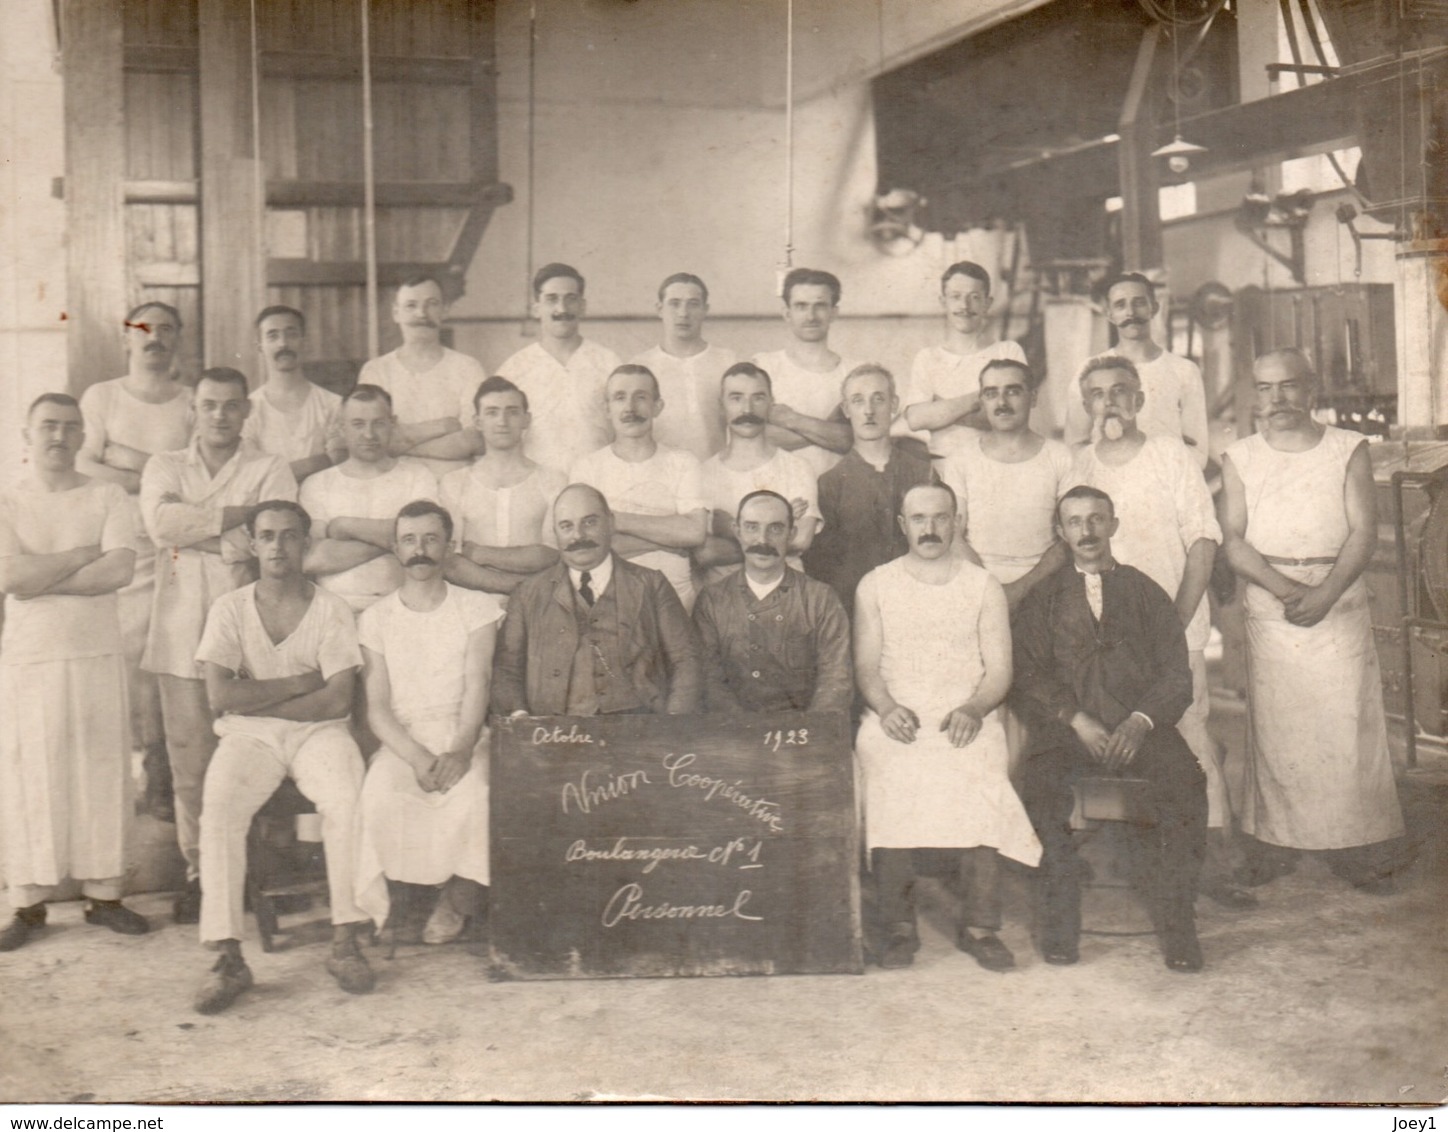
(1011, 485, 1208, 973)
(492, 483, 701, 716)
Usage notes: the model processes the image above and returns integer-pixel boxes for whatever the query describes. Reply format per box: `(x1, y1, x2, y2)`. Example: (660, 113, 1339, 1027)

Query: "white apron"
(854, 558, 1041, 864)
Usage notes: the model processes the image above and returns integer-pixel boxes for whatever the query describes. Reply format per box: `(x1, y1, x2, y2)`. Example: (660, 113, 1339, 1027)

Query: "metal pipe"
(361, 0, 379, 359)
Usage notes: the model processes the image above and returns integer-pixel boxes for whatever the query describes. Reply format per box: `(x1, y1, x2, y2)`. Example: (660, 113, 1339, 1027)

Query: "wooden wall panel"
(122, 0, 198, 48)
(124, 71, 198, 180)
(198, 0, 266, 370)
(65, 0, 128, 393)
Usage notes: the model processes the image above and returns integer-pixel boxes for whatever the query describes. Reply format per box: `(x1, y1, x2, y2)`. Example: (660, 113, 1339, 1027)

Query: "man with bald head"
(492, 483, 701, 717)
(1222, 348, 1407, 892)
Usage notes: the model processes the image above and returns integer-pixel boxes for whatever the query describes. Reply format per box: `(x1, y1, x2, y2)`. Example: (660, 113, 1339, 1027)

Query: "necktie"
(579, 571, 595, 606)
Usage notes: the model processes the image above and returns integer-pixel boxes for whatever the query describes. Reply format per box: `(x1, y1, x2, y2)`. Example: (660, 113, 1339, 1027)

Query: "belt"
(1263, 554, 1337, 566)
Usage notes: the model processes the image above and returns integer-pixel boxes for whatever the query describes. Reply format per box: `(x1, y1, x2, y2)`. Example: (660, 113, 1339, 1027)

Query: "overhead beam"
(62, 0, 128, 395)
(123, 44, 472, 86)
(125, 179, 509, 208)
(268, 260, 448, 288)
(198, 0, 266, 369)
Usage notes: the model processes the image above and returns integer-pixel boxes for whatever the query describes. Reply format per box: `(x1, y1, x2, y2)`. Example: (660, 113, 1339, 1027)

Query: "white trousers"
(198, 715, 384, 944)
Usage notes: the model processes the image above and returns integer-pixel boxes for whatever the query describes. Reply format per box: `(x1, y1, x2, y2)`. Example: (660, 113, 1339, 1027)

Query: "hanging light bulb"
(1155, 0, 1207, 174)
(1153, 134, 1207, 174)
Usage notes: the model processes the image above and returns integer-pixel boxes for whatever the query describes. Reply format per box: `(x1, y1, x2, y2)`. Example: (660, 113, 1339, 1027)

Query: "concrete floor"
(2, 692, 1446, 1104)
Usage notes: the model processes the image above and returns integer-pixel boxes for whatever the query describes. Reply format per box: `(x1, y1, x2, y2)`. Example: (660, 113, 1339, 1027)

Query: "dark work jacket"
(691, 565, 853, 714)
(492, 555, 702, 716)
(802, 440, 938, 613)
(1010, 561, 1192, 750)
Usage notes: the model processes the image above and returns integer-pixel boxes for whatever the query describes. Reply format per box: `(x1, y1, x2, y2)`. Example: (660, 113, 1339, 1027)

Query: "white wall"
(454, 0, 1028, 375)
(0, 0, 67, 480)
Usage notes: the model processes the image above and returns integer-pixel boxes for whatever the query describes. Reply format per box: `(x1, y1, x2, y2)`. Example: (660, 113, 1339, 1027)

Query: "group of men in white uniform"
(0, 257, 1408, 1005)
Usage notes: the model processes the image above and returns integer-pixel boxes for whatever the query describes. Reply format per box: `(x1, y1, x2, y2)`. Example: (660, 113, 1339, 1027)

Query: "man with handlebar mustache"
(492, 483, 701, 717)
(1063, 273, 1210, 469)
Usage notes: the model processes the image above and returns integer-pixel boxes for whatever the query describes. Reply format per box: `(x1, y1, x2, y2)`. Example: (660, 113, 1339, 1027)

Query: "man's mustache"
(732, 413, 766, 427)
(143, 342, 167, 352)
(273, 348, 297, 363)
(1076, 537, 1100, 548)
(403, 554, 437, 567)
(408, 319, 440, 329)
(550, 312, 576, 321)
(744, 543, 780, 557)
(619, 413, 645, 424)
(565, 539, 600, 553)
(918, 534, 944, 545)
(1115, 317, 1147, 327)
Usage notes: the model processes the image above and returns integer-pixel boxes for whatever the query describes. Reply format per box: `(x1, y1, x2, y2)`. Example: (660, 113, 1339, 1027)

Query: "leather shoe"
(1201, 881, 1259, 910)
(878, 921, 919, 969)
(0, 904, 46, 952)
(85, 900, 150, 936)
(1162, 922, 1204, 972)
(327, 941, 376, 994)
(194, 953, 253, 1014)
(956, 928, 1015, 972)
(1041, 941, 1078, 966)
(173, 880, 201, 925)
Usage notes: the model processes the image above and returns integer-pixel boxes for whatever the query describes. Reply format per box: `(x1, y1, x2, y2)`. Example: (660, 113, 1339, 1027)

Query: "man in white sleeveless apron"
(1221, 348, 1407, 893)
(854, 482, 1041, 972)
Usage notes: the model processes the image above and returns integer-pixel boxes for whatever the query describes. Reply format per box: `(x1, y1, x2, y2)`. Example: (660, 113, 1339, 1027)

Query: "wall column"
(198, 0, 266, 371)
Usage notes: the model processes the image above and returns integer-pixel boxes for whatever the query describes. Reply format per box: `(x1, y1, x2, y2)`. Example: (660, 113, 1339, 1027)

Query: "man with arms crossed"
(693, 490, 850, 715)
(569, 365, 708, 612)
(854, 482, 1040, 971)
(1067, 355, 1248, 908)
(1012, 487, 1208, 971)
(78, 301, 193, 821)
(492, 484, 701, 717)
(0, 395, 148, 950)
(498, 263, 621, 473)
(940, 358, 1070, 611)
(357, 275, 485, 478)
(695, 362, 819, 586)
(356, 501, 503, 945)
(193, 500, 383, 1013)
(1221, 348, 1407, 892)
(752, 268, 855, 479)
(301, 385, 438, 615)
(243, 305, 340, 485)
(629, 273, 735, 461)
(438, 376, 564, 598)
(902, 261, 1027, 459)
(1063, 273, 1210, 467)
(140, 367, 297, 923)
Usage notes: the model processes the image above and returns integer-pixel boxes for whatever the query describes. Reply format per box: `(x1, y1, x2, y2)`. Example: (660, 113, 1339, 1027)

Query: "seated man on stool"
(356, 501, 503, 945)
(192, 500, 386, 1014)
(1011, 486, 1207, 972)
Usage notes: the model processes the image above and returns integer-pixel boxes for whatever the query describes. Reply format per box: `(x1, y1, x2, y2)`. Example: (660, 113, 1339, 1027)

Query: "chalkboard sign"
(488, 711, 862, 979)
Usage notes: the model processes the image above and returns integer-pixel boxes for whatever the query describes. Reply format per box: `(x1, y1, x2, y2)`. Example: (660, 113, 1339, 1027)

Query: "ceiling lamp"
(1154, 0, 1208, 174)
(1152, 134, 1207, 174)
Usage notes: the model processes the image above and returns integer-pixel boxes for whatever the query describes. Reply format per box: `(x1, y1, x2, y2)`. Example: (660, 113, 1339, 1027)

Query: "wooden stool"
(244, 779, 330, 952)
(1069, 776, 1158, 935)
